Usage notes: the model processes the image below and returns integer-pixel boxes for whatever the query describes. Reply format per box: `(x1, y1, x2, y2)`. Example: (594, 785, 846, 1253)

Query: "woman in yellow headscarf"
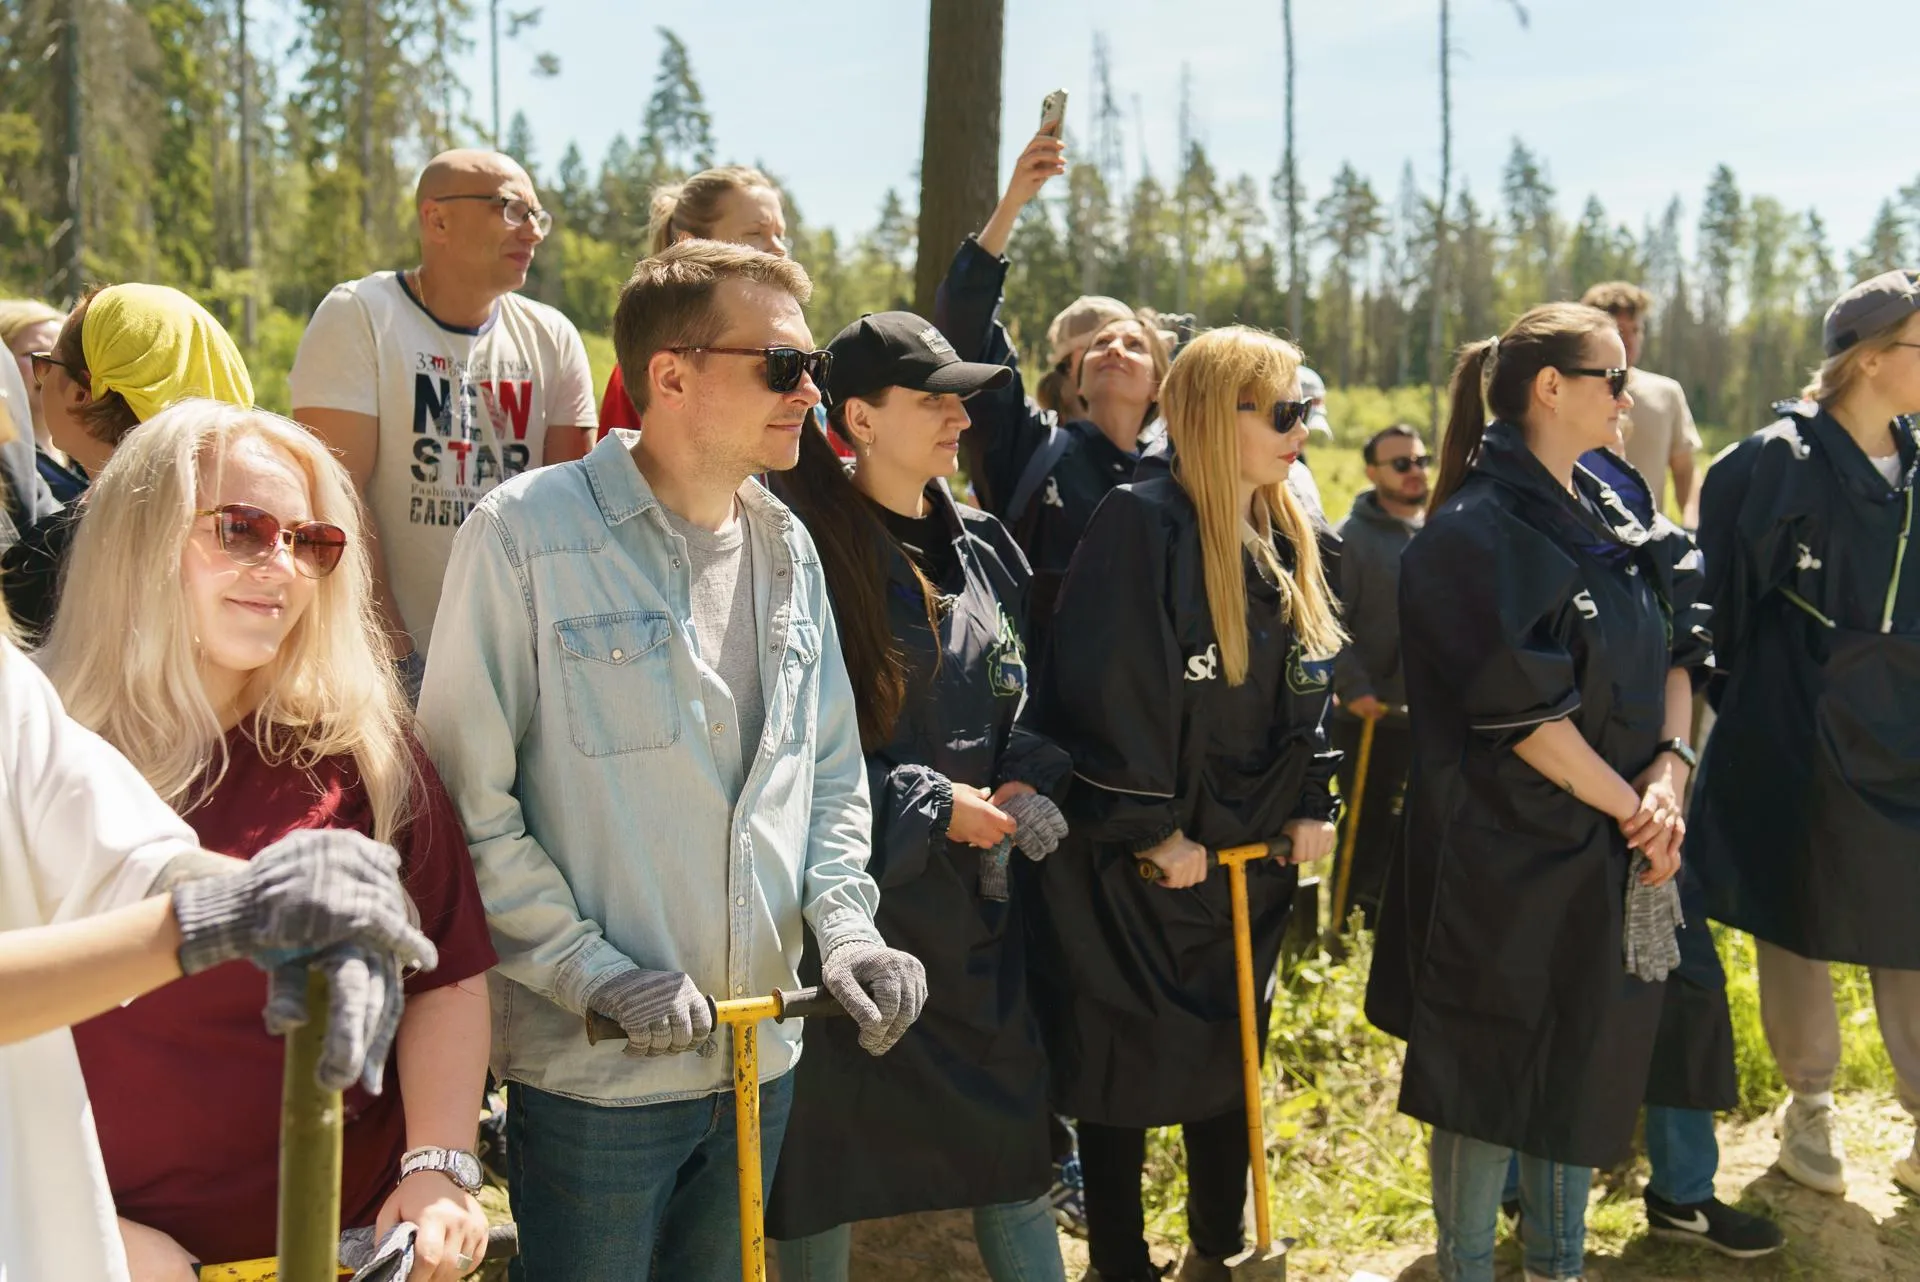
(4, 284, 252, 639)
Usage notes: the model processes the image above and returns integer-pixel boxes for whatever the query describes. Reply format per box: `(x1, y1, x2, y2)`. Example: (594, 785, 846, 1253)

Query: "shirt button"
(611, 648, 624, 660)
(777, 568, 788, 578)
(712, 722, 725, 736)
(735, 983, 747, 995)
(673, 557, 682, 568)
(736, 895, 747, 906)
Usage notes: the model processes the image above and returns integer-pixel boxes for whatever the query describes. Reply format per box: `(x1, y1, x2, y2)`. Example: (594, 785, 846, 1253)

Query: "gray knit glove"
(1624, 853, 1684, 982)
(820, 937, 928, 1056)
(264, 942, 406, 1094)
(171, 829, 436, 978)
(584, 963, 718, 1059)
(1004, 791, 1068, 861)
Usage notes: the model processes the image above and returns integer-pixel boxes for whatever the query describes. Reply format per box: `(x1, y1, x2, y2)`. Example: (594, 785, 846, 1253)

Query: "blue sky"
(464, 0, 1914, 262)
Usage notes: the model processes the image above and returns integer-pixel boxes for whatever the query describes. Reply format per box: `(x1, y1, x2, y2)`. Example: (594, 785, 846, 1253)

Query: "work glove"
(1004, 791, 1068, 861)
(820, 937, 928, 1056)
(265, 942, 407, 1093)
(1623, 852, 1684, 983)
(170, 829, 437, 978)
(584, 963, 717, 1059)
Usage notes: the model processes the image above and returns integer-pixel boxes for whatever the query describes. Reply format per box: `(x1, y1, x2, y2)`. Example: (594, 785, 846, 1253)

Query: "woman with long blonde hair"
(39, 400, 499, 1279)
(1022, 326, 1343, 1282)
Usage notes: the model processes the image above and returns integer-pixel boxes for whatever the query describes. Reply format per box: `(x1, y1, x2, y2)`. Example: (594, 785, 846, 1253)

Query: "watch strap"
(399, 1145, 482, 1192)
(1658, 737, 1698, 770)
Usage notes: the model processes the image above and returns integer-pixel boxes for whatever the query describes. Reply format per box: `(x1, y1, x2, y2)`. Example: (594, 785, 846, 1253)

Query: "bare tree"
(1428, 0, 1528, 432)
(912, 0, 1004, 317)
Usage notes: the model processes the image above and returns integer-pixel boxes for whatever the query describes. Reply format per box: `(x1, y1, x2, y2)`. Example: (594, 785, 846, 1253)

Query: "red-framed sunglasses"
(195, 504, 348, 578)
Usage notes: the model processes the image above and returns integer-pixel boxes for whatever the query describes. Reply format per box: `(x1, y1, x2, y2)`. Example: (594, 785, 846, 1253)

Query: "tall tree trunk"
(239, 0, 256, 345)
(1283, 0, 1302, 341)
(1426, 0, 1451, 435)
(912, 0, 1004, 317)
(1175, 65, 1191, 314)
(359, 0, 376, 244)
(490, 0, 501, 146)
(59, 0, 84, 300)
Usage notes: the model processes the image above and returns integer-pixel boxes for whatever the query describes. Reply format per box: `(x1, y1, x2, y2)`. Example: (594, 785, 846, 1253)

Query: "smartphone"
(1039, 89, 1068, 136)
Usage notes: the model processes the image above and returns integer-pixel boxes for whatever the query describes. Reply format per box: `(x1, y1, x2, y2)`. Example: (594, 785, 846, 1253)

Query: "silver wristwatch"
(399, 1146, 484, 1193)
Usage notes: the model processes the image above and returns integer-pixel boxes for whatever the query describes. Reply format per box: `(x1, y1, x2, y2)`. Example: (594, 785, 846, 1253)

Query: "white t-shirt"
(1621, 367, 1703, 509)
(287, 272, 597, 652)
(0, 641, 198, 1282)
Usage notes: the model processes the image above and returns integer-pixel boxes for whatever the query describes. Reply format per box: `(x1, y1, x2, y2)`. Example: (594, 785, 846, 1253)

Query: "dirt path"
(830, 1095, 1917, 1281)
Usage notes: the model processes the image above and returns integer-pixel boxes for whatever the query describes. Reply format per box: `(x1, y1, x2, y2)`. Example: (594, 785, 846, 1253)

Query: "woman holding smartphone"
(1366, 303, 1708, 1282)
(1022, 326, 1343, 1282)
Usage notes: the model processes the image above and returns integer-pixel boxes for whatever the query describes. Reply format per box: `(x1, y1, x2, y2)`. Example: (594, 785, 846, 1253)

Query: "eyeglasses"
(1237, 399, 1318, 434)
(666, 346, 833, 394)
(432, 194, 553, 236)
(1558, 367, 1631, 398)
(1381, 455, 1433, 474)
(195, 504, 348, 578)
(1892, 342, 1920, 352)
(27, 351, 83, 389)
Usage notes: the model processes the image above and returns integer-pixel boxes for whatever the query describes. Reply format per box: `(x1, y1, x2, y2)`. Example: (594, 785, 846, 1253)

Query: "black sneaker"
(1644, 1191, 1784, 1258)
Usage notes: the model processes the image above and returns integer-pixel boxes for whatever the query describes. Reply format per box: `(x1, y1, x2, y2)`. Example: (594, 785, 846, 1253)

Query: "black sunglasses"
(1381, 455, 1433, 474)
(195, 503, 349, 578)
(1237, 399, 1317, 434)
(1558, 366, 1630, 398)
(27, 351, 83, 389)
(667, 346, 832, 394)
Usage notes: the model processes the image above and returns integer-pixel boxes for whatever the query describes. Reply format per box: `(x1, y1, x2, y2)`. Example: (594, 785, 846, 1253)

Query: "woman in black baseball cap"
(1688, 268, 1920, 1199)
(1020, 325, 1344, 1281)
(765, 311, 1074, 1282)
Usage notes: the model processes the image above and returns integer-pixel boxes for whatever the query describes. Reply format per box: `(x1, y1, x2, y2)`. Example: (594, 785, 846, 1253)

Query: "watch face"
(451, 1150, 483, 1189)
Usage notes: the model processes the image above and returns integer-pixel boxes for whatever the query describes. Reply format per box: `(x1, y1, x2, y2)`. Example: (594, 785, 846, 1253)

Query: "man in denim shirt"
(419, 240, 927, 1281)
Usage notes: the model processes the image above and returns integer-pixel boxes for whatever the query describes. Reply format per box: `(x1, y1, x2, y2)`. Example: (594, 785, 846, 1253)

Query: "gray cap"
(1824, 269, 1920, 357)
(1297, 366, 1333, 438)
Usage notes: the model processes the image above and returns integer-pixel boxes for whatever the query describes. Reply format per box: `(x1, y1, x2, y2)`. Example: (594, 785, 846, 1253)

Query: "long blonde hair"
(1162, 326, 1346, 686)
(39, 400, 416, 844)
(647, 165, 781, 256)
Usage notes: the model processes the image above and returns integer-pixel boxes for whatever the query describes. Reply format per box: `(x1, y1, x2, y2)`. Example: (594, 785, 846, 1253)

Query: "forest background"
(5, 0, 1919, 458)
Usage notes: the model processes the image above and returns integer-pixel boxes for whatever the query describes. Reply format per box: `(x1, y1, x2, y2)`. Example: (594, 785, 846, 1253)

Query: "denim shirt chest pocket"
(556, 611, 681, 755)
(778, 619, 823, 745)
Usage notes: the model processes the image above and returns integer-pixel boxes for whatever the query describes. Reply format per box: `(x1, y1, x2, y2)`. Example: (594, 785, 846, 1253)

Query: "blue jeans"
(1643, 1106, 1718, 1204)
(1430, 1128, 1589, 1281)
(505, 1073, 795, 1282)
(775, 1196, 1064, 1282)
(1501, 1107, 1720, 1207)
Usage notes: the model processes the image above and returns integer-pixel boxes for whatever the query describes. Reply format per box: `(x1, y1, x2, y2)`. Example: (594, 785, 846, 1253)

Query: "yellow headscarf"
(81, 284, 253, 423)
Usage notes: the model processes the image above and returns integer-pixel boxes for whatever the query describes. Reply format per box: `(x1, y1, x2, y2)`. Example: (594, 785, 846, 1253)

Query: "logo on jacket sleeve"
(1796, 543, 1823, 571)
(1184, 644, 1220, 682)
(1573, 590, 1599, 620)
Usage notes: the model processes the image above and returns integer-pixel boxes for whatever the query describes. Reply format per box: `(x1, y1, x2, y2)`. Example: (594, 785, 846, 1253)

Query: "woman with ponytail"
(764, 312, 1073, 1282)
(1020, 326, 1343, 1282)
(599, 166, 791, 431)
(1365, 304, 1710, 1282)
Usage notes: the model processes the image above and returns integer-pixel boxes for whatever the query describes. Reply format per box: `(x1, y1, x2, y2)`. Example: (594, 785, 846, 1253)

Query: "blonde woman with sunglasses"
(1021, 327, 1344, 1281)
(38, 399, 499, 1282)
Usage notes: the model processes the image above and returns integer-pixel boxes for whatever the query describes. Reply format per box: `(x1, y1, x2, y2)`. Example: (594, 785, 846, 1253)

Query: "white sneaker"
(1894, 1132, 1920, 1198)
(1776, 1094, 1849, 1195)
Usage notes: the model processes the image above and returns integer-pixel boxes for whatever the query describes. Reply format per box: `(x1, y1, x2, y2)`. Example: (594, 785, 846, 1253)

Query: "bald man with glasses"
(289, 149, 597, 700)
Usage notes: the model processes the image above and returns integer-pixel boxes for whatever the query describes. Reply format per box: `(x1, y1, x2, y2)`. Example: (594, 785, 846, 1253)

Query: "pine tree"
(640, 28, 715, 178)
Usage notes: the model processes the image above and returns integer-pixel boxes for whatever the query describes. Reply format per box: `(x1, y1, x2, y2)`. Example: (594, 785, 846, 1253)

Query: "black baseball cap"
(825, 311, 1013, 406)
(1824, 269, 1920, 357)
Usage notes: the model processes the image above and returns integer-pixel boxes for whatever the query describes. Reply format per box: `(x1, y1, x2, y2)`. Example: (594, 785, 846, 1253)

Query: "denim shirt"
(419, 430, 882, 1105)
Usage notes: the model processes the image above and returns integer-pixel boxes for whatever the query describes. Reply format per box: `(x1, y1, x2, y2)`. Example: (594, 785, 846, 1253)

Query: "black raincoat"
(1690, 404, 1920, 969)
(1021, 466, 1340, 1128)
(933, 237, 1149, 648)
(766, 482, 1072, 1238)
(1365, 422, 1713, 1167)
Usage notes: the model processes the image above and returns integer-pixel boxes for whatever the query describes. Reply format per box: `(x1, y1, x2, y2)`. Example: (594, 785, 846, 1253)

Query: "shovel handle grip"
(1134, 835, 1295, 882)
(585, 986, 847, 1044)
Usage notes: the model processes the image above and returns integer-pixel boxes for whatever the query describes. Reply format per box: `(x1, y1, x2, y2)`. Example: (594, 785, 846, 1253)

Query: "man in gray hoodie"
(1331, 423, 1429, 925)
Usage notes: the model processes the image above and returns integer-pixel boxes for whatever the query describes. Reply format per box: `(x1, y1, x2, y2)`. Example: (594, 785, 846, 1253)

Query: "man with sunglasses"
(418, 239, 924, 1282)
(289, 148, 597, 702)
(1329, 423, 1429, 925)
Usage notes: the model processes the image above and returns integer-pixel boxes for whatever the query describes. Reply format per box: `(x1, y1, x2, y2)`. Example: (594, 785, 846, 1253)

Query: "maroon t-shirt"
(72, 728, 497, 1264)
